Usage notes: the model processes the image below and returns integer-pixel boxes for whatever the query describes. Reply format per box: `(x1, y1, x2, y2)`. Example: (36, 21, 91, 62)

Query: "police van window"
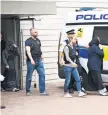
(93, 26, 108, 45)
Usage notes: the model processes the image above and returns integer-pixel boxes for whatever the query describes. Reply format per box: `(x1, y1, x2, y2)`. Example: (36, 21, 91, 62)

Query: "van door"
(58, 32, 65, 79)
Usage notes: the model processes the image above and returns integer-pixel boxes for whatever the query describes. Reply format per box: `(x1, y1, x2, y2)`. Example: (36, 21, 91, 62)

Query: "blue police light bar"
(76, 7, 96, 12)
(79, 7, 96, 11)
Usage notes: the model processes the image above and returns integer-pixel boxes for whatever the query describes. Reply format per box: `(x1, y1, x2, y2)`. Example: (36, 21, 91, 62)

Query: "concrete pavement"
(1, 81, 108, 115)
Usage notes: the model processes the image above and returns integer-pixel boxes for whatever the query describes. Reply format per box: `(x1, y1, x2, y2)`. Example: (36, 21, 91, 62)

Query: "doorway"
(1, 15, 22, 89)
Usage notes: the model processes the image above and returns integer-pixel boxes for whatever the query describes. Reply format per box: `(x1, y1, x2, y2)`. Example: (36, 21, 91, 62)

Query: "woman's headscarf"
(5, 40, 20, 56)
(6, 40, 15, 51)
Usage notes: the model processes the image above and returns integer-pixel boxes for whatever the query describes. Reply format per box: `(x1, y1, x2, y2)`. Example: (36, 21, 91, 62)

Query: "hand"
(6, 65, 9, 69)
(0, 74, 5, 81)
(76, 52, 78, 56)
(31, 59, 35, 65)
(40, 56, 43, 61)
(59, 61, 63, 66)
(72, 63, 78, 68)
(99, 45, 103, 49)
(13, 44, 17, 48)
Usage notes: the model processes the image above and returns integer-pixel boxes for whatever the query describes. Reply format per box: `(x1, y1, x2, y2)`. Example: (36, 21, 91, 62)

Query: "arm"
(59, 43, 65, 65)
(16, 48, 20, 56)
(2, 51, 9, 67)
(78, 44, 89, 49)
(13, 44, 20, 56)
(95, 46, 104, 58)
(83, 45, 89, 48)
(25, 46, 34, 61)
(39, 40, 43, 60)
(25, 40, 35, 65)
(59, 51, 63, 65)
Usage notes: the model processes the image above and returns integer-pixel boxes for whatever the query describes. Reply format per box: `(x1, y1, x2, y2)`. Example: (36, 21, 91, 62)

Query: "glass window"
(93, 26, 108, 45)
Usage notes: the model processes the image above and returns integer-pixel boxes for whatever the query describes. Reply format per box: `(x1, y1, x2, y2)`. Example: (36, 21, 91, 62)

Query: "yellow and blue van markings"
(79, 48, 88, 58)
(102, 46, 108, 61)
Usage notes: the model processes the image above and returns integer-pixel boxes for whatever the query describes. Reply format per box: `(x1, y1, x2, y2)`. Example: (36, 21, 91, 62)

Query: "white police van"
(58, 10, 108, 90)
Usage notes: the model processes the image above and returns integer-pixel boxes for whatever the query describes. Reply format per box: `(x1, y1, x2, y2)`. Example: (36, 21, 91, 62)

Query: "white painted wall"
(20, 1, 108, 85)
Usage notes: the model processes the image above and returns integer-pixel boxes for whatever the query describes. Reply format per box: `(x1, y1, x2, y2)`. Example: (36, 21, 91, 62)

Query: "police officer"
(63, 35, 86, 97)
(59, 30, 88, 93)
(59, 29, 76, 93)
(59, 29, 75, 66)
(25, 28, 48, 96)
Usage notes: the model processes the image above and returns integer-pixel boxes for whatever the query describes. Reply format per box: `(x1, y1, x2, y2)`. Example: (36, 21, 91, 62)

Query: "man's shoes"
(78, 91, 86, 97)
(64, 93, 72, 98)
(40, 92, 49, 96)
(1, 106, 6, 109)
(26, 92, 32, 96)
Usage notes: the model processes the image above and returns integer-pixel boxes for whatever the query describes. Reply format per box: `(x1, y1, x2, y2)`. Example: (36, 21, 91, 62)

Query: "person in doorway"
(25, 28, 48, 96)
(87, 37, 107, 96)
(63, 35, 86, 97)
(2, 40, 20, 92)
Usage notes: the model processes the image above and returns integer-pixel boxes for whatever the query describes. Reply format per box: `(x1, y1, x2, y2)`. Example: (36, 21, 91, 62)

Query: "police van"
(58, 10, 108, 90)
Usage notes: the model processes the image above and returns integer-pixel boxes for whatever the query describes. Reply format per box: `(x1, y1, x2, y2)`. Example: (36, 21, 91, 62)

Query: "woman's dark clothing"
(88, 71, 104, 90)
(88, 39, 104, 72)
(87, 38, 104, 90)
(1, 41, 20, 91)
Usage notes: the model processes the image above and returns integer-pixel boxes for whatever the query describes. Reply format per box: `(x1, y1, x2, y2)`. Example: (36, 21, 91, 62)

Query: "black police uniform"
(26, 37, 42, 61)
(65, 29, 76, 92)
(25, 37, 42, 88)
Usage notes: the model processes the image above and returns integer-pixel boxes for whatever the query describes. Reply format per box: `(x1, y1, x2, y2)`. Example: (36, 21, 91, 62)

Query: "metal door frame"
(1, 15, 22, 89)
(20, 18, 35, 89)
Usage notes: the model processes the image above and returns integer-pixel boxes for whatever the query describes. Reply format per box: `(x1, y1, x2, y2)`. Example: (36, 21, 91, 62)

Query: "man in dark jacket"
(87, 37, 107, 96)
(25, 28, 48, 96)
